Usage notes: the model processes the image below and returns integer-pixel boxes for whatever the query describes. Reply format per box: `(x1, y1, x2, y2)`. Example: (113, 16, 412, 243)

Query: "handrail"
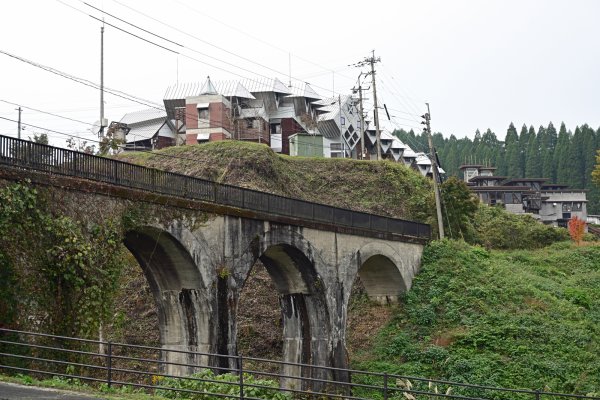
(0, 328, 598, 400)
(0, 134, 431, 240)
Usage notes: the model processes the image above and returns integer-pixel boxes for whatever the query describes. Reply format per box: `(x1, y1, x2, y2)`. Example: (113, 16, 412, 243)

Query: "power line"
(0, 99, 95, 126)
(89, 15, 179, 54)
(0, 48, 426, 160)
(144, 0, 359, 83)
(377, 76, 424, 121)
(83, 1, 183, 48)
(78, 0, 352, 97)
(0, 49, 164, 109)
(378, 63, 425, 116)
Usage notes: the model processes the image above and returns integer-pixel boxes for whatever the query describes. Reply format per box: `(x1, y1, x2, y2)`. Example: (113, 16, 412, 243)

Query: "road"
(0, 382, 106, 399)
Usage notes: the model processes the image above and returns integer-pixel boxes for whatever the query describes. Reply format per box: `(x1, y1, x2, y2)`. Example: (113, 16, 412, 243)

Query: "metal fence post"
(107, 341, 113, 389)
(239, 354, 244, 400)
(535, 389, 540, 400)
(383, 373, 388, 400)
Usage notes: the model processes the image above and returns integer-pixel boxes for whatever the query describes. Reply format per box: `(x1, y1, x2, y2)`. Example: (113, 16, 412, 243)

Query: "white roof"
(126, 119, 166, 143)
(164, 80, 257, 100)
(120, 108, 167, 125)
(380, 131, 395, 141)
(402, 147, 417, 158)
(286, 82, 321, 100)
(415, 153, 432, 165)
(316, 94, 353, 122)
(391, 138, 406, 149)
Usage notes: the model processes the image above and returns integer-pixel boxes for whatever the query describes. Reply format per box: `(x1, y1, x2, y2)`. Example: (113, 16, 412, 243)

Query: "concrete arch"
(238, 227, 332, 390)
(124, 226, 211, 374)
(356, 242, 409, 304)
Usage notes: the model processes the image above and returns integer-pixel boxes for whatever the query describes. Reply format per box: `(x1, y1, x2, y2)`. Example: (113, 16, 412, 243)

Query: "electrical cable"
(1, 49, 428, 160)
(0, 99, 95, 126)
(75, 0, 354, 98)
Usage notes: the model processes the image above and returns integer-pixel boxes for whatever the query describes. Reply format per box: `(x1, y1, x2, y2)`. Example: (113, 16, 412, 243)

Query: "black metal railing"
(0, 329, 598, 400)
(0, 135, 430, 240)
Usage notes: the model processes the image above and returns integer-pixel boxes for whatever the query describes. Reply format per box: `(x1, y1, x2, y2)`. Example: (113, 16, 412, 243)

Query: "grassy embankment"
(352, 240, 600, 397)
(116, 140, 433, 222)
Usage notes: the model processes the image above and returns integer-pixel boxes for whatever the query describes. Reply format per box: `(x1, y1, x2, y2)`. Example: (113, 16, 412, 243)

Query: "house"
(460, 164, 588, 228)
(121, 75, 441, 174)
(316, 95, 363, 158)
(109, 108, 176, 151)
(163, 76, 322, 154)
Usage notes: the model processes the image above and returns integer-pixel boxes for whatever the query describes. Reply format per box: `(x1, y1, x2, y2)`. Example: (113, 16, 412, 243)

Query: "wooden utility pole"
(351, 51, 381, 159)
(358, 86, 365, 159)
(352, 72, 369, 160)
(369, 50, 381, 160)
(423, 103, 445, 239)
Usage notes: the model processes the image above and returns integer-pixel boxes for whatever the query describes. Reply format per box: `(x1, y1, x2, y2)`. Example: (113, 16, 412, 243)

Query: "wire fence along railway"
(0, 329, 599, 400)
(0, 134, 430, 239)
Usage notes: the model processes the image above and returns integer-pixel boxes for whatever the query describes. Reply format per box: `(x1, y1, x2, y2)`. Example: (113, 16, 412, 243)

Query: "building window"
(563, 202, 582, 212)
(246, 118, 261, 129)
(198, 107, 209, 120)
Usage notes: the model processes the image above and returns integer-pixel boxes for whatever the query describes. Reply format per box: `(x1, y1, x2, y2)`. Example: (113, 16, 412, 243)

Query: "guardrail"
(0, 328, 598, 400)
(0, 135, 430, 239)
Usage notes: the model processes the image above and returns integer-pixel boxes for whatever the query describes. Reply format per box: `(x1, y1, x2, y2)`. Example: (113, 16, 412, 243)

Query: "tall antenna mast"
(99, 23, 105, 138)
(288, 52, 292, 87)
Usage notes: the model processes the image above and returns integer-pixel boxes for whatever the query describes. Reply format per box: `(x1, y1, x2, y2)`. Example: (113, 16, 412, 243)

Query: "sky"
(1, 0, 599, 148)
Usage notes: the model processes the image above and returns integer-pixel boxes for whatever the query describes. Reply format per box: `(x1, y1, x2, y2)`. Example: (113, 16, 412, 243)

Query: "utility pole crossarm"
(423, 104, 445, 239)
(351, 51, 381, 160)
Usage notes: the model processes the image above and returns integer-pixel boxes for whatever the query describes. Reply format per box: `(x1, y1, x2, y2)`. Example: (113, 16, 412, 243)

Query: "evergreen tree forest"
(393, 122, 600, 214)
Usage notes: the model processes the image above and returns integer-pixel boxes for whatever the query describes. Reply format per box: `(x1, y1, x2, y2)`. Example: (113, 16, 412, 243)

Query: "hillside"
(354, 240, 600, 397)
(115, 141, 433, 222)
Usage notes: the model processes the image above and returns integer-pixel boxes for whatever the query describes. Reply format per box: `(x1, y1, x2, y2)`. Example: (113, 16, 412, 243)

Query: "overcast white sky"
(1, 0, 599, 147)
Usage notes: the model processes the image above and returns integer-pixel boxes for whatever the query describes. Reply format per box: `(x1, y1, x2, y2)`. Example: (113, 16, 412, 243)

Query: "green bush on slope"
(472, 205, 569, 249)
(356, 240, 600, 396)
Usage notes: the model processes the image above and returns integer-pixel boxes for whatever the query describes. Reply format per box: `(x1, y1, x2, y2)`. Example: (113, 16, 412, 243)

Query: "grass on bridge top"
(116, 140, 433, 223)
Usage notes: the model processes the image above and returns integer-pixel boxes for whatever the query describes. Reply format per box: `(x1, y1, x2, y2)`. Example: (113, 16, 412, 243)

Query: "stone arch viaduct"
(0, 135, 430, 389)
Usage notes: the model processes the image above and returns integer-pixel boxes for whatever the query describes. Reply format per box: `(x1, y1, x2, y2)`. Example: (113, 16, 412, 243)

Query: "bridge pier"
(122, 216, 423, 389)
(0, 156, 427, 393)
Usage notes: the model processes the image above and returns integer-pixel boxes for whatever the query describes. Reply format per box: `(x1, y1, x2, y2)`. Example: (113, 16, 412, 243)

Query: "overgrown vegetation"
(354, 239, 600, 397)
(440, 176, 569, 249)
(470, 205, 569, 249)
(0, 181, 125, 337)
(116, 141, 434, 223)
(156, 370, 290, 400)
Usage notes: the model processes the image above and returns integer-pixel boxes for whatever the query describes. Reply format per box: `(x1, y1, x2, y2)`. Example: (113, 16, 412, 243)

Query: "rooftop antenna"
(288, 52, 292, 87)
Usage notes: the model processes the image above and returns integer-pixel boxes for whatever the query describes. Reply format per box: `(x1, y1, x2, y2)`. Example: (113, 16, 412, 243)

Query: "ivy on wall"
(0, 181, 125, 338)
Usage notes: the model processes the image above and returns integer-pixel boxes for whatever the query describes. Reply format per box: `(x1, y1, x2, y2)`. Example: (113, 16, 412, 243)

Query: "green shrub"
(156, 369, 291, 400)
(471, 205, 568, 249)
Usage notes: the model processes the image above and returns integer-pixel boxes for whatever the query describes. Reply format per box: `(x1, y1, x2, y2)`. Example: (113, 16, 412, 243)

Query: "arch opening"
(123, 226, 210, 375)
(346, 254, 406, 359)
(358, 254, 407, 304)
(237, 243, 330, 390)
